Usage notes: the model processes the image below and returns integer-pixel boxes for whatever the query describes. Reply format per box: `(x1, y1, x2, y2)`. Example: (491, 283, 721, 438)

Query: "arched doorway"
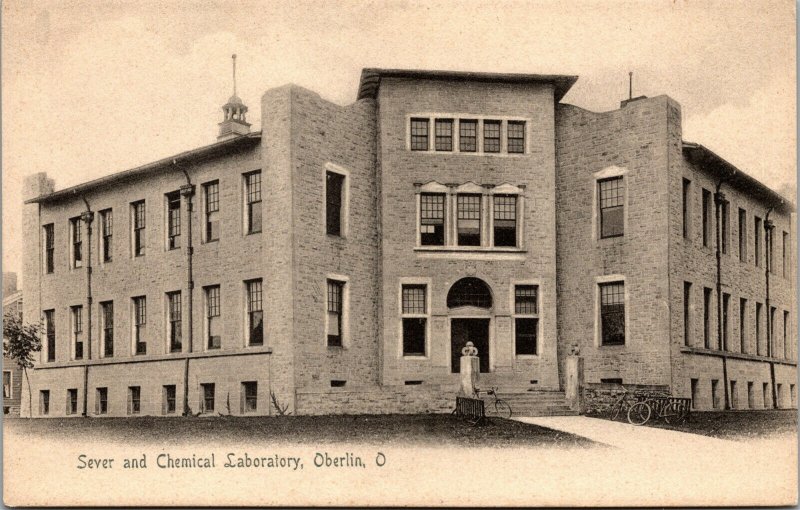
(447, 278, 493, 373)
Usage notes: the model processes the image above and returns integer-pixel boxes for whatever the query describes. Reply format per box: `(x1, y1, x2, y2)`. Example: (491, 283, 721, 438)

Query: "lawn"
(601, 409, 796, 439)
(4, 413, 596, 448)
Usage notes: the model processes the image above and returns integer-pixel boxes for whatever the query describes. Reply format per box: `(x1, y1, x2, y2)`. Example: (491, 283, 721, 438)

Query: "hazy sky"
(2, 0, 796, 283)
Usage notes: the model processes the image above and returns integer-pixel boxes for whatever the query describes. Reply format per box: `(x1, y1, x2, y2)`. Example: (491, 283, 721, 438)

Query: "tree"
(3, 312, 42, 418)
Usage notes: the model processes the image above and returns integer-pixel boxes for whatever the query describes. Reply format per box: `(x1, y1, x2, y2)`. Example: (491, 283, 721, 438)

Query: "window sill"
(409, 149, 528, 158)
(599, 343, 626, 348)
(403, 355, 428, 360)
(414, 246, 525, 253)
(245, 231, 262, 237)
(515, 354, 540, 359)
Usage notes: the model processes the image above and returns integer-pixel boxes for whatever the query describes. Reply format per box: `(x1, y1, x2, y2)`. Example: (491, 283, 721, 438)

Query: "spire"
(218, 53, 250, 141)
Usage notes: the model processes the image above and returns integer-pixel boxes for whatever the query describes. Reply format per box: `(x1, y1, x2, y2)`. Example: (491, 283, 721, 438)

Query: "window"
(100, 209, 113, 262)
(40, 390, 50, 416)
(754, 216, 762, 267)
(410, 118, 429, 151)
(70, 217, 83, 268)
(166, 191, 181, 250)
(701, 189, 711, 247)
(71, 305, 83, 360)
(683, 282, 692, 346)
(44, 309, 55, 362)
(514, 285, 539, 355)
(703, 287, 712, 349)
(711, 379, 720, 409)
(599, 282, 625, 346)
(447, 278, 492, 308)
(326, 171, 345, 236)
(755, 302, 763, 355)
(598, 177, 624, 238)
(204, 181, 219, 242)
(167, 291, 182, 353)
(242, 381, 258, 413)
(2, 371, 10, 399)
(132, 200, 146, 256)
(483, 120, 501, 153)
(722, 293, 730, 351)
(128, 386, 141, 415)
(246, 279, 263, 346)
(96, 387, 108, 415)
(747, 381, 754, 409)
(43, 224, 54, 273)
(738, 208, 746, 262)
(507, 121, 525, 153)
(682, 179, 691, 239)
(783, 231, 789, 277)
(730, 380, 738, 409)
(206, 286, 221, 350)
(791, 384, 797, 408)
(101, 301, 113, 358)
(327, 280, 344, 347)
(784, 311, 790, 359)
(459, 120, 477, 152)
(200, 383, 215, 413)
(420, 193, 446, 246)
(457, 194, 481, 246)
(769, 306, 776, 357)
(133, 296, 147, 355)
(401, 284, 427, 356)
(244, 171, 262, 234)
(67, 388, 78, 415)
(739, 298, 747, 353)
(763, 383, 770, 408)
(435, 119, 453, 151)
(777, 383, 784, 408)
(163, 385, 176, 415)
(720, 200, 729, 254)
(493, 195, 517, 247)
(690, 379, 698, 409)
(767, 225, 774, 273)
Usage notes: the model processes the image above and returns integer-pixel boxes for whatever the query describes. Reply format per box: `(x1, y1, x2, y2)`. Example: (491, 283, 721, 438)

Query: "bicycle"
(475, 387, 512, 419)
(626, 393, 688, 426)
(608, 385, 637, 422)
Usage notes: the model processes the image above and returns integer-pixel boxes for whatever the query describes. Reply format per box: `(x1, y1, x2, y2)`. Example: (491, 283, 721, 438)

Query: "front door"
(450, 318, 490, 373)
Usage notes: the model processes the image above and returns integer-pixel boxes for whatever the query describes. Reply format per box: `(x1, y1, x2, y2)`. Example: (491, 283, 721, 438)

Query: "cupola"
(218, 54, 251, 141)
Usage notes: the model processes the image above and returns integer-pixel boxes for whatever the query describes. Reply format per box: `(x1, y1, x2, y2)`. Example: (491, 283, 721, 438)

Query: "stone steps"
(478, 391, 578, 417)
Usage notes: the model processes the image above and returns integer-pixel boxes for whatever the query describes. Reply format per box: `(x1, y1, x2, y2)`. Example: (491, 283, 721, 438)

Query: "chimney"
(218, 54, 251, 141)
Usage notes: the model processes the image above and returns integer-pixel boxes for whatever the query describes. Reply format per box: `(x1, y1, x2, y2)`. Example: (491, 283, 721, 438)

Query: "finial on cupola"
(218, 53, 251, 141)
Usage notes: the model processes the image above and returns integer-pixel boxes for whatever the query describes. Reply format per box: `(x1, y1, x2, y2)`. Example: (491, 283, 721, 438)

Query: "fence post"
(566, 355, 584, 412)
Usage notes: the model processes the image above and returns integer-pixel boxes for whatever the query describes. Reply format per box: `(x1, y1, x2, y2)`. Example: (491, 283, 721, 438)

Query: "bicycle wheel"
(627, 402, 651, 425)
(494, 399, 512, 419)
(662, 402, 683, 424)
(610, 400, 623, 421)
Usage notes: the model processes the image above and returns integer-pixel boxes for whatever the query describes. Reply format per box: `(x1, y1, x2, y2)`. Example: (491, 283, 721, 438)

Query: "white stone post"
(459, 342, 480, 397)
(565, 355, 585, 412)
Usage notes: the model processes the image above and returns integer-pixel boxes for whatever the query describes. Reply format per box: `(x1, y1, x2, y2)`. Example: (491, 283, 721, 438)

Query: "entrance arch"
(447, 277, 493, 309)
(447, 278, 493, 373)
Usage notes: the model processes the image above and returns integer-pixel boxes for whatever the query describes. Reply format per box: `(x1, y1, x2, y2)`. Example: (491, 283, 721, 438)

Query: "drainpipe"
(176, 161, 195, 415)
(714, 181, 730, 410)
(765, 207, 777, 408)
(79, 196, 94, 417)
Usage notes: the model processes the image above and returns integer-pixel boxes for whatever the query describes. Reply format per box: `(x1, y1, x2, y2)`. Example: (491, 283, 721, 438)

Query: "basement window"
(330, 380, 347, 388)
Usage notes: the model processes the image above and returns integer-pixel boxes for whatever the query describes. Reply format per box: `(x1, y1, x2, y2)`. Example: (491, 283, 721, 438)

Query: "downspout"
(714, 181, 730, 409)
(176, 161, 195, 415)
(79, 195, 94, 417)
(765, 207, 776, 407)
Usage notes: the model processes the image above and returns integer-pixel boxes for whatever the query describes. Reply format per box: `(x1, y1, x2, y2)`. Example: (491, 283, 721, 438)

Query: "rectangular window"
(763, 383, 770, 408)
(133, 296, 147, 355)
(128, 386, 141, 415)
(2, 371, 10, 399)
(206, 286, 221, 350)
(326, 171, 344, 236)
(769, 306, 776, 357)
(598, 177, 624, 238)
(100, 209, 113, 262)
(242, 381, 258, 413)
(703, 287, 712, 349)
(204, 181, 220, 242)
(459, 119, 477, 152)
(690, 379, 698, 409)
(702, 189, 711, 247)
(777, 383, 784, 408)
(96, 387, 108, 415)
(44, 309, 55, 362)
(483, 120, 501, 153)
(740, 298, 747, 353)
(71, 217, 83, 268)
(711, 379, 720, 409)
(457, 194, 481, 246)
(420, 193, 446, 246)
(71, 305, 83, 360)
(163, 385, 176, 415)
(43, 223, 55, 273)
(682, 179, 691, 239)
(201, 383, 215, 413)
(514, 285, 539, 355)
(167, 191, 181, 250)
(167, 291, 182, 353)
(410, 118, 429, 151)
(730, 380, 738, 409)
(434, 119, 453, 151)
(246, 279, 263, 346)
(738, 208, 747, 262)
(245, 171, 262, 234)
(783, 231, 789, 277)
(507, 121, 525, 153)
(722, 293, 730, 351)
(754, 216, 762, 267)
(493, 195, 517, 247)
(756, 302, 763, 355)
(599, 282, 625, 346)
(101, 301, 114, 358)
(683, 282, 692, 346)
(327, 280, 344, 347)
(132, 200, 146, 256)
(784, 310, 790, 359)
(67, 388, 78, 415)
(720, 200, 729, 254)
(401, 285, 427, 356)
(767, 226, 774, 273)
(747, 381, 755, 409)
(40, 390, 50, 416)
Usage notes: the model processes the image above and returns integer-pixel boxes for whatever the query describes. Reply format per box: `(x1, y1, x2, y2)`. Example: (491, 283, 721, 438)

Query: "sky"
(2, 0, 796, 284)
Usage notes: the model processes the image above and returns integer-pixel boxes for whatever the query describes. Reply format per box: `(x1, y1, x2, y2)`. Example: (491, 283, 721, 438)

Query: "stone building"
(3, 272, 24, 416)
(20, 68, 796, 417)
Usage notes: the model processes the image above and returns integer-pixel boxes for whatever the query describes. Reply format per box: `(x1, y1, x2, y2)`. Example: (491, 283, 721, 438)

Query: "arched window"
(447, 278, 493, 309)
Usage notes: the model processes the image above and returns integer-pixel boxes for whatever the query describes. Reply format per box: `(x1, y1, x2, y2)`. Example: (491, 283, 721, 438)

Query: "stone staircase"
(481, 390, 578, 417)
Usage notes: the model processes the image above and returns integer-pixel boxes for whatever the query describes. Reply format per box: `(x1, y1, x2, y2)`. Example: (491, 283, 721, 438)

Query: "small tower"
(218, 54, 251, 141)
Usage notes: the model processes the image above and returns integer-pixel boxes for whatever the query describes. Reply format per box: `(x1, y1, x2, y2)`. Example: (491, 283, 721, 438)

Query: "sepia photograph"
(2, 0, 797, 506)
